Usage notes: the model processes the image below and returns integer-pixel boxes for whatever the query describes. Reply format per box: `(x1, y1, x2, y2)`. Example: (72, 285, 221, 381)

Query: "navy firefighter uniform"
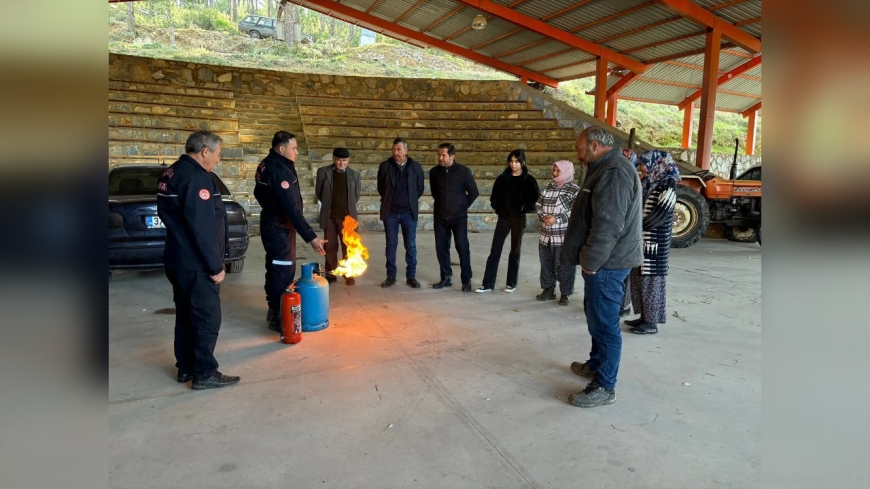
(157, 154, 228, 381)
(254, 149, 319, 318)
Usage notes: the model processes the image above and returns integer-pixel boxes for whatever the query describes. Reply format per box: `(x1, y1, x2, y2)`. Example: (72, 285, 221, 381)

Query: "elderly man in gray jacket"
(315, 147, 361, 285)
(561, 126, 643, 408)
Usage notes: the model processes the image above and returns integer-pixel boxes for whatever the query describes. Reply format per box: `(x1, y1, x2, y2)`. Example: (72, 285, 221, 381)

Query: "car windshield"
(109, 167, 230, 196)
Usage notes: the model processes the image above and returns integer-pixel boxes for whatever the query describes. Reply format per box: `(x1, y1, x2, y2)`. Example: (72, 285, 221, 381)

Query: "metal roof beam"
(541, 0, 598, 22)
(677, 55, 760, 109)
(709, 0, 751, 11)
(471, 27, 524, 50)
(654, 0, 761, 53)
(365, 0, 383, 14)
(735, 16, 761, 27)
(444, 15, 496, 42)
(623, 31, 705, 54)
(395, 0, 427, 24)
(596, 16, 682, 44)
(453, 0, 647, 73)
(570, 1, 657, 33)
(643, 42, 735, 64)
(289, 0, 558, 87)
(741, 101, 762, 117)
(606, 72, 638, 97)
(494, 38, 549, 59)
(420, 5, 465, 33)
(519, 47, 575, 67)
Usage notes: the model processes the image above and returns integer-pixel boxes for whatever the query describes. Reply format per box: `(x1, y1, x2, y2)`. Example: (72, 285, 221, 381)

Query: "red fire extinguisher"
(280, 285, 303, 344)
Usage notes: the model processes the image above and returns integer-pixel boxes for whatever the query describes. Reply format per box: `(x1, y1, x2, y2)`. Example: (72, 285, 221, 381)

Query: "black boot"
(268, 310, 281, 332)
(536, 287, 556, 301)
(432, 276, 452, 289)
(631, 323, 658, 334)
(624, 317, 645, 327)
(619, 306, 631, 317)
(192, 371, 240, 390)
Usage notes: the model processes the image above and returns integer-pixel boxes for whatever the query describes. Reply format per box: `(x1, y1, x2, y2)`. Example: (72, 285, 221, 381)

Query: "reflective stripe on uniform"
(272, 260, 293, 265)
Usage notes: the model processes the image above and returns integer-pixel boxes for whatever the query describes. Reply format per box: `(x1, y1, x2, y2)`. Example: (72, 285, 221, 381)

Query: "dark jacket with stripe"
(639, 177, 677, 276)
(157, 154, 228, 275)
(561, 147, 643, 271)
(254, 149, 317, 243)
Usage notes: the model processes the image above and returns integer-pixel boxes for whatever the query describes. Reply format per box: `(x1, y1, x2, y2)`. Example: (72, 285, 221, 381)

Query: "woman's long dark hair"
(506, 149, 527, 167)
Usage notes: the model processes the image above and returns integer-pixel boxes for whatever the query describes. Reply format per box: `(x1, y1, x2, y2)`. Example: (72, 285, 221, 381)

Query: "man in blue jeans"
(561, 126, 643, 408)
(377, 138, 425, 288)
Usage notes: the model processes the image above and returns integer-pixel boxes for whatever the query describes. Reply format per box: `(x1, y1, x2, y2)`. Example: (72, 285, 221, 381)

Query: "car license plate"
(146, 216, 165, 229)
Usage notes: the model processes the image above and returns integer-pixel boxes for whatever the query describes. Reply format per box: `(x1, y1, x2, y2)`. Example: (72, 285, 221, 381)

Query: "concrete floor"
(109, 233, 761, 489)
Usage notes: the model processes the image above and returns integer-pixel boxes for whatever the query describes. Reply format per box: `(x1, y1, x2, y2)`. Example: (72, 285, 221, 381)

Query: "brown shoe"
(345, 277, 355, 286)
(570, 361, 595, 379)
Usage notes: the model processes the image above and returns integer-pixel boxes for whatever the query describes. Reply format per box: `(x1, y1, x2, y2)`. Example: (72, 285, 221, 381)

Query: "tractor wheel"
(226, 259, 245, 273)
(725, 225, 759, 243)
(672, 185, 710, 249)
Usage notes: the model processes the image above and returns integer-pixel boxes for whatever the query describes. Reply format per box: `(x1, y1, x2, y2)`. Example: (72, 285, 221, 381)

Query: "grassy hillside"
(108, 2, 760, 155)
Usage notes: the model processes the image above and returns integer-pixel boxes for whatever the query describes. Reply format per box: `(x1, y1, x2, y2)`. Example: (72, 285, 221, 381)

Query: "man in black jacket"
(561, 126, 643, 408)
(254, 131, 326, 332)
(429, 143, 480, 292)
(157, 130, 239, 390)
(377, 138, 425, 288)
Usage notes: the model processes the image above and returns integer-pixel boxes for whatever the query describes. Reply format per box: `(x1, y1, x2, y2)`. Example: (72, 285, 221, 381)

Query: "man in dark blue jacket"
(429, 142, 479, 292)
(254, 131, 326, 332)
(377, 138, 425, 288)
(157, 130, 239, 390)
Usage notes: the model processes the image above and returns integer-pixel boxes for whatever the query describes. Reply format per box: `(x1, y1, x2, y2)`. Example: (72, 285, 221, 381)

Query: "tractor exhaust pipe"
(729, 138, 739, 180)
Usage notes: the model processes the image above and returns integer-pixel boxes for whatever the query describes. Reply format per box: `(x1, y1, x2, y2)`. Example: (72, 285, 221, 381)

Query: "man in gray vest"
(315, 147, 361, 285)
(561, 126, 643, 408)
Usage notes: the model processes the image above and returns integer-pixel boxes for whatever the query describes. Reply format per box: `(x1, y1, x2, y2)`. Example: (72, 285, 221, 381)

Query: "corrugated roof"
(296, 0, 761, 112)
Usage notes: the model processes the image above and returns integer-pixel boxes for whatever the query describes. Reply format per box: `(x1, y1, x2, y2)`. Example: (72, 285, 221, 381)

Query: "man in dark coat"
(376, 137, 425, 288)
(315, 147, 361, 285)
(157, 130, 239, 390)
(429, 142, 479, 292)
(561, 126, 643, 408)
(254, 131, 326, 332)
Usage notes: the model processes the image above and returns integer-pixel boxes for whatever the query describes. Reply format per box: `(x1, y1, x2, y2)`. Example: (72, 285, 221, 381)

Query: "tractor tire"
(725, 225, 759, 243)
(672, 185, 710, 249)
(226, 259, 245, 273)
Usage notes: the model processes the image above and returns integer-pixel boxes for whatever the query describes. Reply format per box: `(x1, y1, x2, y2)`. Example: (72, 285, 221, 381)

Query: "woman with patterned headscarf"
(625, 150, 681, 334)
(534, 160, 581, 305)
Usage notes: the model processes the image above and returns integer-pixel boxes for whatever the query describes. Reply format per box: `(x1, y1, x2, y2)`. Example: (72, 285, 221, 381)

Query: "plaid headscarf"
(638, 150, 682, 184)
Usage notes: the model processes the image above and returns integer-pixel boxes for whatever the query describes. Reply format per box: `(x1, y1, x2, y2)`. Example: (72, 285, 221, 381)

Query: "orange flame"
(331, 216, 369, 278)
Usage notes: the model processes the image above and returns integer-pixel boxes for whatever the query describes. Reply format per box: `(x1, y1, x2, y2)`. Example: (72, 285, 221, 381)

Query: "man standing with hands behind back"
(429, 142, 479, 292)
(561, 126, 643, 408)
(315, 147, 361, 285)
(255, 131, 327, 333)
(157, 130, 239, 390)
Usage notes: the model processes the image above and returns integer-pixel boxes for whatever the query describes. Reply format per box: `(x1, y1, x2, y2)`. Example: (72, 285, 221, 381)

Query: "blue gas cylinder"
(293, 262, 329, 332)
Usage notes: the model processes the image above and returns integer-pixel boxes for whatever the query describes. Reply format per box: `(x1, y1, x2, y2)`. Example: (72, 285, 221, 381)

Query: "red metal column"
(606, 94, 618, 126)
(746, 108, 758, 155)
(681, 101, 694, 148)
(696, 29, 721, 169)
(594, 57, 608, 121)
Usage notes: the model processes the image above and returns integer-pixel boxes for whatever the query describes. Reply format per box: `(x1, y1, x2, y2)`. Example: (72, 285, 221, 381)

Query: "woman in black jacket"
(476, 149, 541, 293)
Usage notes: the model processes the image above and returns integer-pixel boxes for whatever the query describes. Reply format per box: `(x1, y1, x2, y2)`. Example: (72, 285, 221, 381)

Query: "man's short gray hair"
(185, 130, 223, 154)
(585, 126, 616, 148)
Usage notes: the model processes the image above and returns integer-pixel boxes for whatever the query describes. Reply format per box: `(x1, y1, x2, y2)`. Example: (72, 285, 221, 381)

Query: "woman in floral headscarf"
(625, 150, 681, 334)
(534, 160, 581, 305)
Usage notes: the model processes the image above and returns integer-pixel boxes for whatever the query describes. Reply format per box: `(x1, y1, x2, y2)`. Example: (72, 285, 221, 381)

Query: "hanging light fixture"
(472, 1, 487, 30)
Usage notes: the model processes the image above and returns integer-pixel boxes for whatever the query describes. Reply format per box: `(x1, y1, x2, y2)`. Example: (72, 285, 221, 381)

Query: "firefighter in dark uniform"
(255, 131, 327, 332)
(157, 130, 240, 390)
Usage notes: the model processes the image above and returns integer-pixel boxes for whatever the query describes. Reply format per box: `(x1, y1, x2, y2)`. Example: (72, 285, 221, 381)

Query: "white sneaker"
(504, 286, 516, 293)
(475, 286, 493, 293)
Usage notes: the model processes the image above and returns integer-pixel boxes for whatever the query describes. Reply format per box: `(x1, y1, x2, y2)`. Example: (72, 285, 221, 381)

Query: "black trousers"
(261, 225, 297, 311)
(434, 216, 472, 284)
(481, 215, 525, 289)
(165, 267, 221, 379)
(324, 217, 349, 274)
